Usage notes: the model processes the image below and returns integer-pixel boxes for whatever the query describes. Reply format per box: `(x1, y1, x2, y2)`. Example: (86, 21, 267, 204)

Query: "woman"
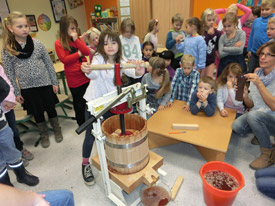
(232, 41, 275, 170)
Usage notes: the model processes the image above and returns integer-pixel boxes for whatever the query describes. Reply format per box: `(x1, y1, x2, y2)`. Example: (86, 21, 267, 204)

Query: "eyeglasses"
(259, 52, 275, 58)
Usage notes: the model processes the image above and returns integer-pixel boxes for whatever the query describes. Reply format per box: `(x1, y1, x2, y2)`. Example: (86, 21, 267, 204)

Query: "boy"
(247, 0, 275, 72)
(0, 76, 39, 187)
(158, 50, 175, 80)
(267, 16, 275, 41)
(190, 76, 217, 117)
(167, 54, 200, 111)
(165, 13, 186, 70)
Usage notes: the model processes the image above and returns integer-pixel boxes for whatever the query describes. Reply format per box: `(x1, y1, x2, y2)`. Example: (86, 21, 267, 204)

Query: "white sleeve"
(85, 53, 103, 80)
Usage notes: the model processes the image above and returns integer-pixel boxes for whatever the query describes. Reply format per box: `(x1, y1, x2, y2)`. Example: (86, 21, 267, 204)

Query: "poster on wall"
(237, 0, 262, 6)
(26, 15, 38, 32)
(50, 0, 67, 22)
(67, 0, 83, 9)
(38, 14, 52, 31)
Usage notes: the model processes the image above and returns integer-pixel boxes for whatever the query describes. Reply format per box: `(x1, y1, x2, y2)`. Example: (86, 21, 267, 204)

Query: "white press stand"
(81, 83, 165, 206)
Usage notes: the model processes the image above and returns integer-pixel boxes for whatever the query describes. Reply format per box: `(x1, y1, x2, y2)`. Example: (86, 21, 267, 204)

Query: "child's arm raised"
(237, 3, 252, 26)
(203, 93, 217, 117)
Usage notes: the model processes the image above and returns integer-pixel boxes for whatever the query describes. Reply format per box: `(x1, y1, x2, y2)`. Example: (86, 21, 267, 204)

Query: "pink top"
(215, 4, 252, 30)
(224, 91, 244, 114)
(0, 65, 16, 113)
(88, 45, 97, 63)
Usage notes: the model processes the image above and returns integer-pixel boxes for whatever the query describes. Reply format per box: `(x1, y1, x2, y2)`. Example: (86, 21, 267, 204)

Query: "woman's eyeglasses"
(259, 52, 275, 58)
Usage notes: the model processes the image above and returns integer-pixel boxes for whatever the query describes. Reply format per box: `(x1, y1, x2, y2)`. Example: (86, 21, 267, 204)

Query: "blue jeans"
(255, 167, 275, 199)
(232, 111, 275, 148)
(0, 125, 21, 171)
(5, 110, 23, 151)
(39, 190, 75, 206)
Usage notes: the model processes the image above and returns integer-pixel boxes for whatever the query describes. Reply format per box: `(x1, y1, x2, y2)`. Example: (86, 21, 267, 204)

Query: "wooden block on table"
(172, 123, 199, 130)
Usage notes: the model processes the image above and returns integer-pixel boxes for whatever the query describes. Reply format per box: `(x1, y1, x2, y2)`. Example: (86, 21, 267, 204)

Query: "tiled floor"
(8, 104, 275, 206)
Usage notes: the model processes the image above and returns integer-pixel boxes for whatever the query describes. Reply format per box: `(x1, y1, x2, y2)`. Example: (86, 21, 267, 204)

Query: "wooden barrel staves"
(102, 113, 149, 174)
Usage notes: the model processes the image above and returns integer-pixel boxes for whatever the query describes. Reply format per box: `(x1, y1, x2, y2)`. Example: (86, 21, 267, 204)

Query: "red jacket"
(55, 38, 90, 88)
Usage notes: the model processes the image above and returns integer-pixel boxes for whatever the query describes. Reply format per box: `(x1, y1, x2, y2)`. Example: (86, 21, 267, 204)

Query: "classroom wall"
(2, 0, 88, 50)
(84, 0, 117, 28)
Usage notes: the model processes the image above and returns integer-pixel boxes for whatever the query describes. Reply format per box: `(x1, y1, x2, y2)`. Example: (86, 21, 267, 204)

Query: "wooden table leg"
(194, 145, 226, 162)
(148, 132, 181, 149)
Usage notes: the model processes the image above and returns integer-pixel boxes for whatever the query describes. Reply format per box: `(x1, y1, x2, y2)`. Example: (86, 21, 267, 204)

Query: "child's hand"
(133, 60, 145, 76)
(175, 35, 183, 44)
(53, 85, 59, 94)
(207, 27, 214, 35)
(31, 192, 50, 206)
(234, 41, 243, 47)
(158, 105, 165, 111)
(3, 101, 16, 111)
(81, 62, 92, 74)
(183, 105, 190, 111)
(80, 32, 88, 41)
(90, 48, 96, 54)
(69, 31, 78, 41)
(166, 101, 173, 107)
(247, 51, 251, 59)
(220, 109, 228, 117)
(227, 80, 233, 90)
(16, 95, 24, 104)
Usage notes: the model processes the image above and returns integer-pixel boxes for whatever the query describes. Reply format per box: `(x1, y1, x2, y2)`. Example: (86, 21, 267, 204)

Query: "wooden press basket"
(102, 114, 149, 174)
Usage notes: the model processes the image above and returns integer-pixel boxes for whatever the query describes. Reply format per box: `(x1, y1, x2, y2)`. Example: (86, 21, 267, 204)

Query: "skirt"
(21, 86, 59, 115)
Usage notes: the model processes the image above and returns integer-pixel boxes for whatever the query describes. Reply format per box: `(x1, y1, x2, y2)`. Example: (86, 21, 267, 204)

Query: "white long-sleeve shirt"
(83, 53, 140, 101)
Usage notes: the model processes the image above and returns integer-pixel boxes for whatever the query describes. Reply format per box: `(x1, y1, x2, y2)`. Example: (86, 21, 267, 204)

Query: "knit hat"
(159, 50, 174, 61)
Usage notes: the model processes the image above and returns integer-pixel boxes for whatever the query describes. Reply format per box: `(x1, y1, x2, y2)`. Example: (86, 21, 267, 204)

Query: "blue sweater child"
(190, 76, 217, 116)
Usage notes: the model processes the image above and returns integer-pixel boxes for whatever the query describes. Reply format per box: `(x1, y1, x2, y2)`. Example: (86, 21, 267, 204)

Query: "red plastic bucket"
(200, 161, 245, 206)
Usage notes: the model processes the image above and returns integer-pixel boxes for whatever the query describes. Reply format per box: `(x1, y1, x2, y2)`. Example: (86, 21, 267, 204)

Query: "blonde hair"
(222, 13, 238, 26)
(172, 13, 183, 24)
(268, 16, 275, 24)
(120, 18, 135, 34)
(1, 11, 27, 56)
(59, 15, 78, 51)
(200, 76, 216, 90)
(149, 57, 171, 99)
(181, 54, 195, 66)
(201, 8, 216, 35)
(227, 4, 238, 14)
(86, 27, 100, 41)
(148, 19, 158, 32)
(262, 0, 275, 7)
(217, 63, 243, 87)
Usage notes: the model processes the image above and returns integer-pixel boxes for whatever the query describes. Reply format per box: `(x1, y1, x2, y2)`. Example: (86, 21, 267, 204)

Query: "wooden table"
(147, 100, 236, 162)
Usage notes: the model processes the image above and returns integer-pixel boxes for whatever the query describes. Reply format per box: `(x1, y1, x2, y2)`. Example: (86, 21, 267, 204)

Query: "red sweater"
(55, 38, 90, 88)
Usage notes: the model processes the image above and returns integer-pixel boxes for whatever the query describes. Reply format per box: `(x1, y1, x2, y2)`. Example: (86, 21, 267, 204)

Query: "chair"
(56, 94, 74, 119)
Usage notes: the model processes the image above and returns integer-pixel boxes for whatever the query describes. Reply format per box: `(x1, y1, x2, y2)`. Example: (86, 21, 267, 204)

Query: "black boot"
(0, 168, 13, 187)
(9, 161, 39, 186)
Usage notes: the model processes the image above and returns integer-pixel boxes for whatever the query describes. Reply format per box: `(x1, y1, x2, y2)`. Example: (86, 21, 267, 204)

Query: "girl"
(141, 57, 171, 118)
(119, 18, 143, 85)
(217, 63, 245, 118)
(144, 19, 159, 52)
(200, 8, 222, 78)
(218, 13, 246, 77)
(83, 27, 100, 62)
(142, 41, 154, 62)
(1, 11, 63, 148)
(176, 17, 207, 73)
(55, 15, 91, 127)
(80, 29, 144, 185)
(215, 3, 252, 31)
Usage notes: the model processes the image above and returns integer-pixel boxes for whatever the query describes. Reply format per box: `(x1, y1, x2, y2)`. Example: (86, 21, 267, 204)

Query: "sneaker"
(82, 164, 95, 186)
(22, 148, 34, 161)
